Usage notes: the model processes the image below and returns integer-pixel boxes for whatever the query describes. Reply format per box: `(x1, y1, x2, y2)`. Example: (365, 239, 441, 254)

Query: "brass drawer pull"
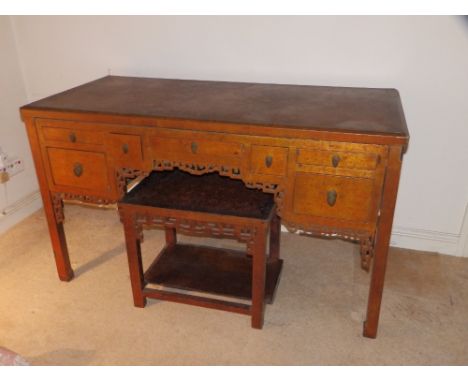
(327, 189, 337, 207)
(73, 163, 83, 177)
(69, 132, 77, 143)
(191, 142, 198, 154)
(265, 155, 273, 168)
(122, 143, 129, 154)
(332, 154, 341, 168)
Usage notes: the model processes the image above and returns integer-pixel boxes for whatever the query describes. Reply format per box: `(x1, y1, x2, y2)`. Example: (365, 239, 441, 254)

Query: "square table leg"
(251, 225, 268, 329)
(122, 212, 147, 308)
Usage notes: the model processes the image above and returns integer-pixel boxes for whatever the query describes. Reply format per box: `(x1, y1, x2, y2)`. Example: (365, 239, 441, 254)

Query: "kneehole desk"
(20, 76, 409, 338)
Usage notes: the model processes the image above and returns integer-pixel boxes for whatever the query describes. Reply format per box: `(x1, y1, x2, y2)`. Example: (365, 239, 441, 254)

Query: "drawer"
(107, 133, 143, 167)
(151, 136, 243, 159)
(293, 173, 375, 222)
(41, 126, 104, 146)
(250, 145, 288, 176)
(297, 148, 379, 171)
(47, 148, 110, 194)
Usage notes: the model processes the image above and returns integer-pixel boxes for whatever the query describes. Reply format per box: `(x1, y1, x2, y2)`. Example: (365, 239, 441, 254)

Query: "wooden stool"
(118, 170, 283, 329)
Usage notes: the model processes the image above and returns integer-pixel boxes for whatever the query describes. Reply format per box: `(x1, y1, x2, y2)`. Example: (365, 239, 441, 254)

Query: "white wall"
(0, 16, 41, 234)
(7, 16, 468, 255)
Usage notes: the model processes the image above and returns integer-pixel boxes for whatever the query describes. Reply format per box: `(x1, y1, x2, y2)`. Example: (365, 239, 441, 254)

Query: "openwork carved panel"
(51, 192, 116, 224)
(153, 159, 242, 179)
(244, 182, 278, 193)
(123, 211, 258, 255)
(283, 221, 368, 241)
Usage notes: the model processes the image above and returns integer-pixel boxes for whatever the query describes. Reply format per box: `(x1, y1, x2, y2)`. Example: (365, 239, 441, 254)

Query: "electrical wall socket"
(3, 156, 24, 177)
(0, 147, 25, 181)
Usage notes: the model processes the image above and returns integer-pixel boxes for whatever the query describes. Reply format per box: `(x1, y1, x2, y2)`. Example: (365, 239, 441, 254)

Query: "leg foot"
(363, 321, 377, 339)
(134, 296, 147, 308)
(251, 314, 264, 329)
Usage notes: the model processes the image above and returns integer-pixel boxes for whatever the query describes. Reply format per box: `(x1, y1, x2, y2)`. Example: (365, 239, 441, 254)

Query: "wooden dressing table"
(20, 76, 409, 338)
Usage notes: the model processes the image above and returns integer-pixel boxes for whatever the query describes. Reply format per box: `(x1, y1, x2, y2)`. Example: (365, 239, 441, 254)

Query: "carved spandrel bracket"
(51, 192, 117, 224)
(359, 234, 375, 272)
(244, 182, 285, 217)
(52, 193, 65, 224)
(121, 211, 257, 254)
(116, 168, 149, 196)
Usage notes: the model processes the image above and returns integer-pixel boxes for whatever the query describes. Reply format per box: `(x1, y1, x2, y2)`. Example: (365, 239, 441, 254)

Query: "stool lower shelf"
(142, 243, 283, 310)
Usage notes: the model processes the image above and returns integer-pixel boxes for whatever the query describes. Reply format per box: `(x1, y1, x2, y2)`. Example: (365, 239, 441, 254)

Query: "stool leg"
(251, 227, 267, 329)
(269, 214, 281, 261)
(165, 227, 177, 247)
(123, 217, 147, 308)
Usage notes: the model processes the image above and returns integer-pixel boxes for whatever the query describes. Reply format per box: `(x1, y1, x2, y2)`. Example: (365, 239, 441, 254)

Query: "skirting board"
(392, 203, 468, 257)
(390, 226, 460, 256)
(2, 189, 468, 258)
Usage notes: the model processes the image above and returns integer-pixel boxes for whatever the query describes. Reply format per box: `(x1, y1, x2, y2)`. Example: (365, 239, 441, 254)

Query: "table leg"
(122, 213, 147, 308)
(269, 214, 281, 261)
(24, 118, 74, 281)
(363, 145, 403, 338)
(251, 226, 267, 329)
(45, 193, 74, 281)
(165, 227, 177, 247)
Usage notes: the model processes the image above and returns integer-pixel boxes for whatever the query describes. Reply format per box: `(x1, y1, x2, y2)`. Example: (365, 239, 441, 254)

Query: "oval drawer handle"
(69, 132, 77, 143)
(332, 154, 341, 168)
(122, 143, 129, 154)
(191, 142, 198, 154)
(327, 189, 337, 207)
(265, 155, 273, 168)
(73, 163, 83, 177)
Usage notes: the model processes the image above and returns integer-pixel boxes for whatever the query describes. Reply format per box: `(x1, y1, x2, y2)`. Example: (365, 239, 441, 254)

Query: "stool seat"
(121, 169, 274, 219)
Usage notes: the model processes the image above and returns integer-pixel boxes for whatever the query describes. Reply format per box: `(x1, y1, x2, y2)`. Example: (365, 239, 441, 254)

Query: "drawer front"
(41, 126, 104, 146)
(293, 173, 375, 222)
(151, 136, 243, 160)
(107, 133, 143, 167)
(47, 148, 109, 193)
(297, 148, 379, 171)
(250, 145, 288, 176)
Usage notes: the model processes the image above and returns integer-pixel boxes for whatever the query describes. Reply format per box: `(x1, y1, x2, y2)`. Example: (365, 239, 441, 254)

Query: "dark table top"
(22, 75, 408, 137)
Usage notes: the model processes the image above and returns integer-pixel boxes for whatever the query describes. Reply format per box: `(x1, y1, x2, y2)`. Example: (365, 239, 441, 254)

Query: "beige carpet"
(0, 204, 467, 365)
